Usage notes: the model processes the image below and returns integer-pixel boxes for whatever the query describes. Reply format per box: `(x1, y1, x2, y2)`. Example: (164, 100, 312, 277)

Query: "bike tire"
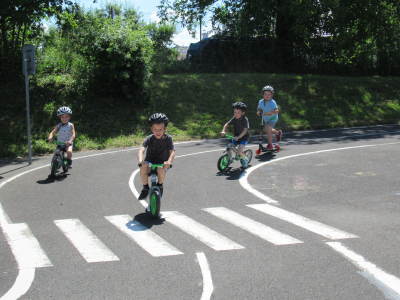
(62, 153, 68, 173)
(149, 189, 161, 219)
(51, 157, 58, 178)
(217, 154, 229, 172)
(241, 149, 253, 165)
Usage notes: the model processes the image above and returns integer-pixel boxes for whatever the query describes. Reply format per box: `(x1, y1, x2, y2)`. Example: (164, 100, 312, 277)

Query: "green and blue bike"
(138, 163, 172, 219)
(217, 134, 253, 172)
(49, 140, 69, 178)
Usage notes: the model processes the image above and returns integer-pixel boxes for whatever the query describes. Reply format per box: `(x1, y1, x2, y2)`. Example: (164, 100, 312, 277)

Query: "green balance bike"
(49, 141, 69, 178)
(217, 134, 253, 172)
(138, 163, 172, 219)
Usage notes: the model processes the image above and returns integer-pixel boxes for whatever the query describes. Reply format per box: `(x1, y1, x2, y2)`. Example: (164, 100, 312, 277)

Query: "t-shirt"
(142, 134, 175, 164)
(258, 99, 278, 122)
(57, 122, 73, 143)
(227, 116, 250, 141)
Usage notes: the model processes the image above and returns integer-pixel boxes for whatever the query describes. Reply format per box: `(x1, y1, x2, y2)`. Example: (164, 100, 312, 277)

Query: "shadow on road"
(132, 213, 166, 229)
(37, 173, 70, 184)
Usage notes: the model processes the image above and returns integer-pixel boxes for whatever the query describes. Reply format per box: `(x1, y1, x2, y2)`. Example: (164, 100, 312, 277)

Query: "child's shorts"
(265, 121, 277, 128)
(232, 139, 249, 147)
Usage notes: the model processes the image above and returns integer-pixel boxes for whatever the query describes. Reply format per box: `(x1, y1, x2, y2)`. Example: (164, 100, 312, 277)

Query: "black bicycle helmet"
(148, 113, 169, 126)
(262, 85, 274, 95)
(232, 102, 247, 112)
(57, 106, 72, 116)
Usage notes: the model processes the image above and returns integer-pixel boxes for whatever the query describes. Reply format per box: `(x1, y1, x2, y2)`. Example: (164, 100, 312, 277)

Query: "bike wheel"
(62, 153, 68, 173)
(149, 189, 161, 219)
(217, 154, 229, 172)
(51, 157, 58, 178)
(241, 149, 253, 165)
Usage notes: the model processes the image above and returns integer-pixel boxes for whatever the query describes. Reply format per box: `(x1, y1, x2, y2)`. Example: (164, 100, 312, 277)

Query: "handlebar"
(138, 163, 173, 170)
(222, 134, 235, 140)
(47, 140, 66, 145)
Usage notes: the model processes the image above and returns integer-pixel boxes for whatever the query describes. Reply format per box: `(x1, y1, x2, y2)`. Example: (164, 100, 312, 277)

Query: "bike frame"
(223, 134, 243, 161)
(52, 141, 67, 169)
(147, 163, 164, 198)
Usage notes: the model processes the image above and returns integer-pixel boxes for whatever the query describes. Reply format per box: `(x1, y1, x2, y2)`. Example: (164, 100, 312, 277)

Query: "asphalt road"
(1, 125, 400, 300)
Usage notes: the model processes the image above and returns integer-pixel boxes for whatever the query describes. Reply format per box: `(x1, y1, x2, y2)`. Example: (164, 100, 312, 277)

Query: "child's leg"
(237, 144, 246, 158)
(266, 124, 274, 145)
(139, 164, 151, 185)
(67, 146, 73, 160)
(156, 167, 166, 184)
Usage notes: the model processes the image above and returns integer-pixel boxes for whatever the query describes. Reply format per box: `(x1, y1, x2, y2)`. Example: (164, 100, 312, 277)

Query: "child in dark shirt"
(220, 102, 250, 168)
(138, 113, 175, 199)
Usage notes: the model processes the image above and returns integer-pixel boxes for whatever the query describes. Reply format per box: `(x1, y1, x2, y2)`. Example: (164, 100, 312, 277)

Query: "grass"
(1, 73, 400, 158)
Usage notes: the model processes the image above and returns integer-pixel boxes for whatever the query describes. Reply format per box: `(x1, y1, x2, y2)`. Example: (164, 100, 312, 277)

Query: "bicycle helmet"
(232, 102, 247, 112)
(57, 106, 72, 116)
(262, 85, 274, 95)
(148, 113, 169, 126)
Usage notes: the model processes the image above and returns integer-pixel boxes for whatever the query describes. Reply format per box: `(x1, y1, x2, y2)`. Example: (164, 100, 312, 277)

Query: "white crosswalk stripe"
(162, 211, 245, 251)
(54, 219, 120, 263)
(105, 215, 184, 257)
(3, 223, 53, 268)
(203, 207, 303, 245)
(247, 203, 359, 240)
(7, 204, 360, 267)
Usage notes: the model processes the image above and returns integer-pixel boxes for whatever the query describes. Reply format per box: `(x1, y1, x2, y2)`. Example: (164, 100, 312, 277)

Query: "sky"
(75, 0, 214, 46)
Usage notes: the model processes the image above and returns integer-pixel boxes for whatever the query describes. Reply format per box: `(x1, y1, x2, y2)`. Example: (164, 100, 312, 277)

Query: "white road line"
(248, 204, 358, 240)
(327, 242, 400, 298)
(203, 207, 303, 245)
(162, 211, 245, 251)
(54, 219, 120, 263)
(240, 143, 400, 206)
(105, 215, 183, 257)
(196, 252, 214, 300)
(2, 223, 53, 268)
(0, 268, 35, 300)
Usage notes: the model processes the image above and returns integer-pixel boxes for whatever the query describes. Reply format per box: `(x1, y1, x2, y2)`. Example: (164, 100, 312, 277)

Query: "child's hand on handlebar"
(234, 136, 239, 141)
(220, 132, 225, 137)
(47, 138, 53, 143)
(139, 161, 148, 167)
(163, 161, 172, 169)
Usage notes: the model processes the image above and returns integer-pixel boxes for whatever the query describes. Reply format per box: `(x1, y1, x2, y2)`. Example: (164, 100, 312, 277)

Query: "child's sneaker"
(67, 159, 73, 169)
(276, 130, 282, 142)
(138, 187, 149, 200)
(241, 158, 248, 168)
(266, 144, 274, 150)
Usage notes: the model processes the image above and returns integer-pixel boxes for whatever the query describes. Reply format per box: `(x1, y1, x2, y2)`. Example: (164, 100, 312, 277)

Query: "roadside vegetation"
(1, 0, 400, 159)
(1, 73, 399, 158)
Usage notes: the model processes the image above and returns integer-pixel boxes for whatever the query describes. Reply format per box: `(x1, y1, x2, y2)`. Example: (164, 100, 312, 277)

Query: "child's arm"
(257, 108, 262, 116)
(235, 128, 248, 141)
(48, 125, 59, 143)
(220, 123, 229, 137)
(138, 146, 147, 166)
(66, 124, 75, 147)
(164, 150, 175, 168)
(264, 108, 279, 116)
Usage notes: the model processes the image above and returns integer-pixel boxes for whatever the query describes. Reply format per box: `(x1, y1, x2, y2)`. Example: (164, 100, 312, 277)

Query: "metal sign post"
(22, 45, 36, 165)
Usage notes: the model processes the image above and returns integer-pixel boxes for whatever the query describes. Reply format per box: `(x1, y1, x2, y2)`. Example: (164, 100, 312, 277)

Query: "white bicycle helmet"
(57, 106, 72, 116)
(148, 113, 169, 126)
(262, 85, 274, 95)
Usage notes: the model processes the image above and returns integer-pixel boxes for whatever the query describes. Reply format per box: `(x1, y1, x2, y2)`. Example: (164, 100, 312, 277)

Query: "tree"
(159, 0, 400, 75)
(0, 0, 68, 80)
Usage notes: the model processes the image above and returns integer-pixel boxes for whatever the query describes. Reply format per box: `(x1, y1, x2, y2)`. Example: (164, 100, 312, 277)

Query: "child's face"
(263, 91, 273, 101)
(151, 123, 166, 139)
(59, 114, 71, 123)
(234, 108, 244, 119)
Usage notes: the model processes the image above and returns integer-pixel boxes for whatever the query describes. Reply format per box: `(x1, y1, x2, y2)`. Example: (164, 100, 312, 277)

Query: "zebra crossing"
(3, 204, 359, 268)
